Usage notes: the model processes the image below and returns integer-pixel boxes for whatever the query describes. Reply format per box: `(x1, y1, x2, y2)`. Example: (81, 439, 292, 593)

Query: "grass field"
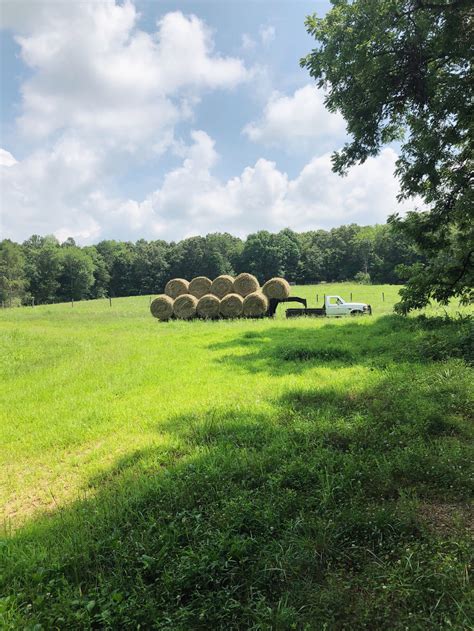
(1, 284, 473, 629)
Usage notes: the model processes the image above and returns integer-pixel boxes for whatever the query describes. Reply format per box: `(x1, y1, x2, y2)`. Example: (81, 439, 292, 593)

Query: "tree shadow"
(2, 357, 472, 629)
(207, 314, 472, 375)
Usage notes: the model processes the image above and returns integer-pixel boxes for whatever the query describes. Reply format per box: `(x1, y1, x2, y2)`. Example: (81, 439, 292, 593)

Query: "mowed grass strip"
(0, 285, 473, 629)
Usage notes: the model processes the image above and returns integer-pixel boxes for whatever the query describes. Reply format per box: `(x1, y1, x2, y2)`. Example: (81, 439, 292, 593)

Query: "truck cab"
(325, 295, 371, 317)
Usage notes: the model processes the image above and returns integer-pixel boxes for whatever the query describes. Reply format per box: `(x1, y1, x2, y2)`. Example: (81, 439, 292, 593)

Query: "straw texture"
(165, 278, 189, 299)
(173, 294, 198, 319)
(233, 273, 260, 297)
(150, 295, 174, 321)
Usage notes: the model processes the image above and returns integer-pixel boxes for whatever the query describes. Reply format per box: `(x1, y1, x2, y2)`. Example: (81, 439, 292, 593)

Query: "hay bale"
(173, 294, 198, 320)
(233, 273, 260, 297)
(262, 277, 291, 300)
(210, 275, 234, 298)
(150, 295, 174, 321)
(189, 276, 212, 299)
(243, 291, 269, 317)
(197, 293, 220, 319)
(165, 278, 189, 299)
(220, 292, 244, 318)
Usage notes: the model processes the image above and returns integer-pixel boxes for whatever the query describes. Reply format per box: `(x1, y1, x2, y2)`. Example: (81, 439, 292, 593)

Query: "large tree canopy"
(301, 0, 473, 312)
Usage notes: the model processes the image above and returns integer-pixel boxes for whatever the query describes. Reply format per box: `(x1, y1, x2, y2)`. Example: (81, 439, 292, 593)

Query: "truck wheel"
(350, 310, 363, 316)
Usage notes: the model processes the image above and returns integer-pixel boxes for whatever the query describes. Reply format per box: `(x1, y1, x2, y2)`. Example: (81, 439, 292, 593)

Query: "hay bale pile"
(233, 273, 260, 297)
(150, 295, 174, 321)
(243, 291, 269, 317)
(210, 275, 234, 298)
(262, 277, 291, 300)
(173, 294, 198, 319)
(220, 293, 244, 318)
(165, 278, 189, 299)
(197, 294, 220, 319)
(189, 276, 212, 299)
(151, 275, 290, 321)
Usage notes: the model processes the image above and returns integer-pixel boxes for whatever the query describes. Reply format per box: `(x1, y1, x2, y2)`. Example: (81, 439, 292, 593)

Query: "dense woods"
(0, 223, 420, 305)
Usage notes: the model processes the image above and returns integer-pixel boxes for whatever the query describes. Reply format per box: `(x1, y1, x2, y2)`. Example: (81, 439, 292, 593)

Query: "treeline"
(0, 224, 420, 306)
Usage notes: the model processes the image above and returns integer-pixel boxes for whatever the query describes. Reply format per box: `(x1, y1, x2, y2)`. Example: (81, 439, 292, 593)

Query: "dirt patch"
(418, 500, 473, 536)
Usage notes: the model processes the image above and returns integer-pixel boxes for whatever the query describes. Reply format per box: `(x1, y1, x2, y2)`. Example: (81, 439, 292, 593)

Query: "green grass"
(0, 284, 473, 629)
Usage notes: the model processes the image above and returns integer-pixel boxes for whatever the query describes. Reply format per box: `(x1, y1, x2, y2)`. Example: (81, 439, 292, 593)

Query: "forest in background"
(0, 223, 421, 305)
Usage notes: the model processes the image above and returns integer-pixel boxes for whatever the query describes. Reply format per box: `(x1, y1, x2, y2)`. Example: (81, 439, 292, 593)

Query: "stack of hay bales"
(220, 293, 243, 318)
(173, 294, 198, 320)
(150, 295, 174, 321)
(262, 277, 291, 300)
(197, 294, 220, 319)
(210, 274, 234, 298)
(189, 276, 212, 298)
(233, 273, 259, 297)
(165, 278, 189, 298)
(150, 274, 290, 320)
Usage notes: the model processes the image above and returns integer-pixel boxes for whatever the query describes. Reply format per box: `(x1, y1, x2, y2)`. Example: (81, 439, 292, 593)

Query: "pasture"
(0, 284, 472, 629)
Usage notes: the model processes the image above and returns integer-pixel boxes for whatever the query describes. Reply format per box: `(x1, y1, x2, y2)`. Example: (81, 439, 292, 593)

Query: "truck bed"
(286, 308, 325, 318)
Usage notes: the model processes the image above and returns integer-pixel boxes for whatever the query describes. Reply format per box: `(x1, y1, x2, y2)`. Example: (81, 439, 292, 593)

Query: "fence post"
(316, 293, 319, 304)
(382, 292, 385, 302)
(350, 292, 353, 301)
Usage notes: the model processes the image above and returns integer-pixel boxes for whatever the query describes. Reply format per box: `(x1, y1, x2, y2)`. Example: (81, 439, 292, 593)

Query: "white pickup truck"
(285, 294, 372, 318)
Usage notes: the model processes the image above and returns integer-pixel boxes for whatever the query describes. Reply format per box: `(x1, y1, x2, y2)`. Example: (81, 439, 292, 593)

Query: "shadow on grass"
(1, 344, 473, 630)
(208, 314, 473, 375)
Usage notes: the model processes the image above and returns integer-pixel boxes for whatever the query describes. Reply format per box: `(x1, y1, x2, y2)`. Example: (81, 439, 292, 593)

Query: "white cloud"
(1, 131, 417, 243)
(243, 84, 347, 152)
(241, 33, 256, 52)
(259, 25, 275, 45)
(0, 149, 18, 167)
(9, 4, 248, 152)
(0, 3, 417, 245)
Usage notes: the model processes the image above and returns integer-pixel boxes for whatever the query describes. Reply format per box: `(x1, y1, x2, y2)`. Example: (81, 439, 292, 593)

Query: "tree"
(83, 246, 110, 298)
(301, 0, 473, 312)
(23, 235, 62, 304)
(237, 231, 283, 282)
(96, 241, 137, 296)
(57, 247, 95, 302)
(0, 240, 26, 306)
(275, 229, 302, 281)
(132, 240, 170, 294)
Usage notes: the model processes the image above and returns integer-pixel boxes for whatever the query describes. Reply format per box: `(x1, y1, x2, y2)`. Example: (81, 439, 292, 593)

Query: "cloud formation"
(1, 2, 416, 244)
(243, 84, 347, 151)
(1, 131, 417, 243)
(7, 4, 248, 152)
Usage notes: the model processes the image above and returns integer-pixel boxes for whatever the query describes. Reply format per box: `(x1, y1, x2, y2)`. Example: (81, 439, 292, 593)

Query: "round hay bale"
(233, 273, 260, 297)
(210, 274, 234, 298)
(220, 292, 244, 318)
(243, 291, 269, 317)
(262, 277, 291, 300)
(173, 294, 198, 320)
(197, 293, 220, 319)
(150, 295, 174, 321)
(165, 278, 189, 299)
(189, 276, 212, 299)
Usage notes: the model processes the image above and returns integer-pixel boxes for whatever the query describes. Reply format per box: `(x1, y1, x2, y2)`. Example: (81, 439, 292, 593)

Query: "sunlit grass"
(0, 284, 472, 629)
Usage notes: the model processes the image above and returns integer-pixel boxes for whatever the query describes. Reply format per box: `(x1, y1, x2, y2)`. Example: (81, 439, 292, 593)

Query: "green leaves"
(302, 0, 473, 311)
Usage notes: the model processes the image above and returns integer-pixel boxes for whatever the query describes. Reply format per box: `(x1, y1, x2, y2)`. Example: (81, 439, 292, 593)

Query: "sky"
(0, 0, 415, 245)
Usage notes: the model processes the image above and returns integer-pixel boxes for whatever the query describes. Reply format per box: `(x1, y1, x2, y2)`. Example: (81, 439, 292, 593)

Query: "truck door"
(327, 295, 346, 316)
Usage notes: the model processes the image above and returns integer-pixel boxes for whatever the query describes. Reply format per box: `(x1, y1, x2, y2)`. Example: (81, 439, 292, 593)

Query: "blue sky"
(0, 0, 413, 244)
